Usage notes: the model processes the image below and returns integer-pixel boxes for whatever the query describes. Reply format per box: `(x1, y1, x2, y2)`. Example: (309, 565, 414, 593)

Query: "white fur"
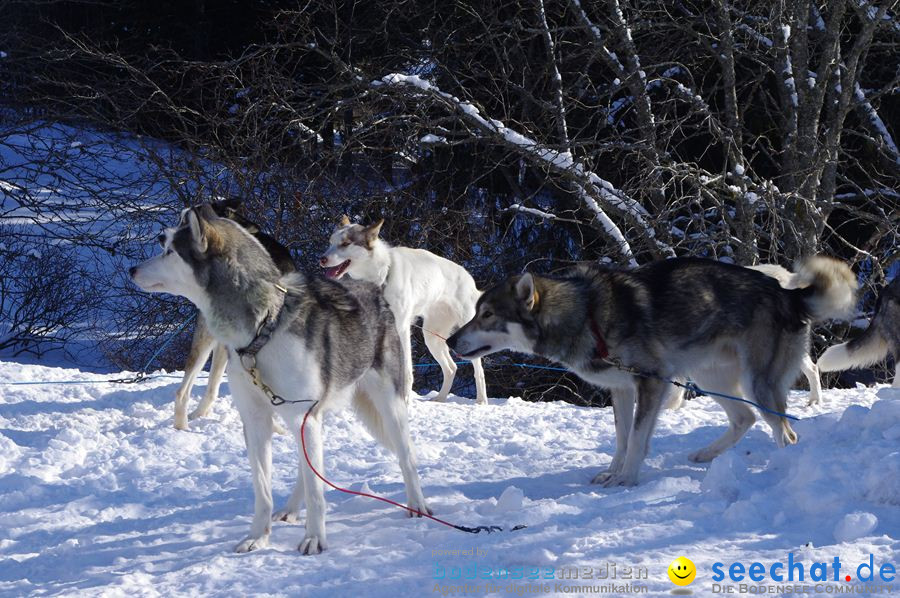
(817, 338, 889, 372)
(131, 222, 430, 555)
(321, 225, 487, 404)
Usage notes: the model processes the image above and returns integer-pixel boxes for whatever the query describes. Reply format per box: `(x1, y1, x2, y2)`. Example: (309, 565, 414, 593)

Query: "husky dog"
(818, 275, 900, 387)
(130, 204, 430, 554)
(448, 257, 856, 487)
(667, 263, 822, 409)
(172, 198, 296, 431)
(319, 215, 487, 404)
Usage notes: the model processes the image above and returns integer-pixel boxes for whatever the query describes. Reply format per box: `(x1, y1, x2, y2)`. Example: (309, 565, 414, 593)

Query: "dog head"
(209, 197, 261, 234)
(447, 273, 542, 359)
(129, 203, 275, 306)
(318, 215, 384, 279)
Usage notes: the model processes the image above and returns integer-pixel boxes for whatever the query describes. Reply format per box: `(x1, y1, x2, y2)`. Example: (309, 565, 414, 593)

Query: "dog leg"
(273, 423, 305, 524)
(174, 318, 215, 430)
(423, 325, 457, 402)
(231, 383, 275, 553)
(375, 383, 431, 516)
(471, 357, 488, 405)
(601, 379, 665, 487)
(190, 342, 227, 420)
(893, 361, 899, 388)
(665, 386, 686, 410)
(689, 397, 755, 463)
(749, 373, 798, 449)
(592, 386, 634, 485)
(298, 409, 328, 555)
(397, 317, 415, 402)
(801, 353, 822, 406)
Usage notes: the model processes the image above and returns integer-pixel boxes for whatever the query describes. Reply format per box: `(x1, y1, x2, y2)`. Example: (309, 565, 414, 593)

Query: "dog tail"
(793, 255, 857, 322)
(351, 389, 398, 454)
(817, 326, 890, 373)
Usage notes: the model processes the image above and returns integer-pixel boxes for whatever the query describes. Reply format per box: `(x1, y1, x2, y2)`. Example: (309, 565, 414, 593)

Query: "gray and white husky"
(320, 216, 487, 404)
(172, 198, 297, 431)
(130, 204, 430, 554)
(818, 274, 900, 387)
(666, 263, 823, 409)
(448, 256, 856, 487)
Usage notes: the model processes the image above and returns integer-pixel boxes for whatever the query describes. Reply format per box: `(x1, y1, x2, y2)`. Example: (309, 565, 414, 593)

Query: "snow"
(507, 204, 557, 221)
(0, 361, 897, 595)
(420, 134, 447, 145)
(854, 84, 900, 165)
(835, 513, 879, 544)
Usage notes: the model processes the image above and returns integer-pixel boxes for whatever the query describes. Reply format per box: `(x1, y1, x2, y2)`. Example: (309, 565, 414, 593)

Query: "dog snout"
(319, 255, 328, 267)
(128, 265, 137, 278)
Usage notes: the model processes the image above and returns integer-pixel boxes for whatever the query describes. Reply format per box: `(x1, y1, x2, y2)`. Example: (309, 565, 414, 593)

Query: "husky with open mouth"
(320, 215, 488, 404)
(130, 204, 430, 554)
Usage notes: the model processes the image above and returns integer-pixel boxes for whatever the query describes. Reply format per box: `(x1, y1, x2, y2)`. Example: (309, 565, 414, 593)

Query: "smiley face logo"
(667, 556, 696, 586)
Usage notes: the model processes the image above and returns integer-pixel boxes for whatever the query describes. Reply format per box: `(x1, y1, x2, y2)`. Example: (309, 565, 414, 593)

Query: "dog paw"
(298, 534, 326, 555)
(273, 509, 300, 523)
(234, 535, 269, 553)
(406, 499, 433, 518)
(475, 397, 488, 405)
(689, 447, 721, 463)
(590, 471, 615, 485)
(591, 471, 637, 487)
(174, 417, 189, 431)
(188, 408, 209, 421)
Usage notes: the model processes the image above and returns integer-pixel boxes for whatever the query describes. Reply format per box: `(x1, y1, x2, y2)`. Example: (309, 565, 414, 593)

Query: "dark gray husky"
(448, 257, 856, 487)
(130, 204, 430, 554)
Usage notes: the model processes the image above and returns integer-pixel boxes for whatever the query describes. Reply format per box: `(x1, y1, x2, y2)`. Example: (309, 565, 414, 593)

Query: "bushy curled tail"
(793, 255, 857, 322)
(817, 329, 890, 373)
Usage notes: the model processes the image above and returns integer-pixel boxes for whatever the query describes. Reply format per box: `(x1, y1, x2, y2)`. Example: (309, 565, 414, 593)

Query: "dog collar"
(236, 283, 289, 369)
(588, 314, 610, 360)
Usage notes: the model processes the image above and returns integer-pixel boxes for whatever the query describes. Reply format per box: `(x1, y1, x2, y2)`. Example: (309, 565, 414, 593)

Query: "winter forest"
(1, 0, 897, 397)
(0, 2, 899, 596)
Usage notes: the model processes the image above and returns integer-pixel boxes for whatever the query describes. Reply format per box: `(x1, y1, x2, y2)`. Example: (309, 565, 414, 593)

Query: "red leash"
(299, 405, 518, 534)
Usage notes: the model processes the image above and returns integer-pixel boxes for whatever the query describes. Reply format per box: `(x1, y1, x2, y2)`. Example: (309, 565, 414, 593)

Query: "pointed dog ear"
(364, 218, 384, 248)
(187, 206, 223, 255)
(187, 209, 208, 254)
(339, 214, 351, 226)
(516, 273, 539, 311)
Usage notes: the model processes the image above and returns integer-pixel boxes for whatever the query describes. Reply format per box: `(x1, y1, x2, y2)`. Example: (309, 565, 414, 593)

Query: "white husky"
(319, 216, 488, 404)
(667, 263, 823, 409)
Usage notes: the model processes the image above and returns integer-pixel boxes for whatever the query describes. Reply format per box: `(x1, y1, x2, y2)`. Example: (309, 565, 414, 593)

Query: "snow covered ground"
(0, 361, 897, 597)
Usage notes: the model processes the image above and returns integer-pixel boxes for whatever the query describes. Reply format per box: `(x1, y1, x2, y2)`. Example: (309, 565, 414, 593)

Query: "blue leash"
(415, 358, 800, 421)
(0, 314, 799, 421)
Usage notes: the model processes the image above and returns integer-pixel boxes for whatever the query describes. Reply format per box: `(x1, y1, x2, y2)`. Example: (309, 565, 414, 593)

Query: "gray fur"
(448, 256, 857, 486)
(818, 275, 900, 386)
(129, 203, 429, 555)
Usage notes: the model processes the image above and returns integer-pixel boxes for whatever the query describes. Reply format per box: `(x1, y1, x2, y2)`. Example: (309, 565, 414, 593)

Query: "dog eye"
(481, 310, 493, 319)
(165, 248, 173, 256)
(341, 241, 350, 247)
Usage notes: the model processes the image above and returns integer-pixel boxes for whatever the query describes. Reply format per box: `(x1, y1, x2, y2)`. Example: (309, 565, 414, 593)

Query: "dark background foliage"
(0, 0, 896, 401)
